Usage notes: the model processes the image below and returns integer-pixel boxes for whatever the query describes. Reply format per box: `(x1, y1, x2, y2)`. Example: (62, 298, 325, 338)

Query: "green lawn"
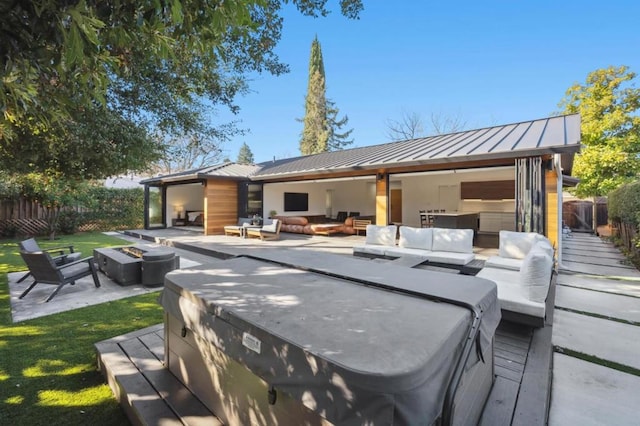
(0, 233, 164, 425)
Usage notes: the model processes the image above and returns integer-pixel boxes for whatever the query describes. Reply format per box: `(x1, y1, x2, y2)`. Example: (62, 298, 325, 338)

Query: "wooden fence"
(610, 221, 638, 253)
(0, 198, 137, 237)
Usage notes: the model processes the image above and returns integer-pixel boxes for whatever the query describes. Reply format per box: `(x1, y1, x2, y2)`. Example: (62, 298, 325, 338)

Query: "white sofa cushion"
(484, 256, 523, 271)
(432, 228, 473, 254)
(476, 267, 546, 318)
(399, 226, 433, 251)
(365, 225, 397, 246)
(384, 246, 431, 258)
(520, 245, 553, 303)
(426, 251, 475, 266)
(498, 231, 549, 259)
(353, 244, 387, 256)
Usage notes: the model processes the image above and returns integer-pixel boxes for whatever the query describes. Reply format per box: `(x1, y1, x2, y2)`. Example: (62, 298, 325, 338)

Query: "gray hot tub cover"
(160, 255, 500, 425)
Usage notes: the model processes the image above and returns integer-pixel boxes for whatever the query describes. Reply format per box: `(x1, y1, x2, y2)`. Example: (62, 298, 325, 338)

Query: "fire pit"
(93, 245, 179, 286)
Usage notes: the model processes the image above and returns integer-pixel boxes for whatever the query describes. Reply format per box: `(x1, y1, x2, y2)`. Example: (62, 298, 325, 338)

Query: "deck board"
(479, 376, 520, 425)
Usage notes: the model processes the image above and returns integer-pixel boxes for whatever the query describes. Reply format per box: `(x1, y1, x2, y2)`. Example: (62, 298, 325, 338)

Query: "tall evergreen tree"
(237, 142, 255, 164)
(299, 36, 353, 155)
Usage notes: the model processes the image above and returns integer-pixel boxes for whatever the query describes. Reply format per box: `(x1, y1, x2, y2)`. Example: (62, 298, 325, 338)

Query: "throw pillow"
(365, 225, 397, 246)
(520, 245, 553, 303)
(431, 228, 473, 253)
(498, 231, 541, 259)
(399, 226, 433, 250)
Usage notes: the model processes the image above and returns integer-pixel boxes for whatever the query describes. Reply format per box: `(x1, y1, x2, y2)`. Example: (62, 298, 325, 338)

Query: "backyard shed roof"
(140, 163, 261, 185)
(253, 114, 581, 180)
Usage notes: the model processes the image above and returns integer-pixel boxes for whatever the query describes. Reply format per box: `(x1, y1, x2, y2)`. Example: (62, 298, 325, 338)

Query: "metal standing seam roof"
(140, 163, 263, 184)
(140, 114, 581, 185)
(252, 114, 581, 180)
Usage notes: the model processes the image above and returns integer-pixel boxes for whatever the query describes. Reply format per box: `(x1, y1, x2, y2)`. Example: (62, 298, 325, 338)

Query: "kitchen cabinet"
(479, 212, 515, 233)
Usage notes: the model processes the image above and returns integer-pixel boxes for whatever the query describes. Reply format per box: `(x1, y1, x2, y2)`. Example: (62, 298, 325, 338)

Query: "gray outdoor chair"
(17, 238, 82, 283)
(18, 251, 101, 302)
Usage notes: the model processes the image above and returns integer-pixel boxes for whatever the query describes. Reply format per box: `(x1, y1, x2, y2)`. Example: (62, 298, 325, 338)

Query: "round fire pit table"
(141, 250, 178, 287)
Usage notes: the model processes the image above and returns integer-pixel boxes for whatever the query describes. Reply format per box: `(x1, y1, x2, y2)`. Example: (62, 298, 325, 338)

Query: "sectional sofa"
(476, 231, 555, 327)
(353, 225, 476, 267)
(275, 215, 373, 236)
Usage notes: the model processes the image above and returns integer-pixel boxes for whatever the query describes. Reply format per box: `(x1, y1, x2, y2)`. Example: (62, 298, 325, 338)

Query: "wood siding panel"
(545, 171, 559, 249)
(461, 180, 515, 200)
(204, 180, 238, 235)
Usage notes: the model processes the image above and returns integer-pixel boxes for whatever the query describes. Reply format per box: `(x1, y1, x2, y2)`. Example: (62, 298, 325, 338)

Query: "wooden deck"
(96, 316, 552, 426)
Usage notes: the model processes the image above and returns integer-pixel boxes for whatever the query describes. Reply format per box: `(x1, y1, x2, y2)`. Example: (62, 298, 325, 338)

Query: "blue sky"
(218, 1, 640, 163)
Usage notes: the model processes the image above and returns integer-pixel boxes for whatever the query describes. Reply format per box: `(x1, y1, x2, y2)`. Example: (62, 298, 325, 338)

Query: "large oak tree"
(0, 0, 363, 178)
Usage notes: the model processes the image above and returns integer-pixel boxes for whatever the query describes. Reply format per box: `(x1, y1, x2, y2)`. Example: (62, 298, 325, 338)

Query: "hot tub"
(160, 255, 500, 425)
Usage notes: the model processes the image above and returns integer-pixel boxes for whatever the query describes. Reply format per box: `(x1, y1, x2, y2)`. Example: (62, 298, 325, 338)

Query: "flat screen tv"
(284, 192, 308, 212)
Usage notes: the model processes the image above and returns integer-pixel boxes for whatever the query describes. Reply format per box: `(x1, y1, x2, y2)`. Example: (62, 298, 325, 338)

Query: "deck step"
(95, 324, 221, 426)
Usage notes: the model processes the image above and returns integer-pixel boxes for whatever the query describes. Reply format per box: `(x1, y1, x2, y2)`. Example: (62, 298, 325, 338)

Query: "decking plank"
(494, 354, 524, 373)
(478, 376, 520, 426)
(95, 340, 182, 426)
(495, 340, 529, 360)
(139, 330, 165, 362)
(119, 338, 221, 426)
(494, 364, 524, 382)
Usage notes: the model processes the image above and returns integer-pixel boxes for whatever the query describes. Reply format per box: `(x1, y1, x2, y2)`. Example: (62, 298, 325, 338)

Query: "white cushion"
(431, 228, 473, 253)
(262, 219, 278, 233)
(426, 251, 475, 266)
(365, 225, 397, 246)
(484, 256, 523, 271)
(498, 231, 549, 259)
(476, 267, 545, 318)
(353, 244, 387, 256)
(520, 245, 553, 303)
(384, 246, 432, 258)
(399, 226, 433, 251)
(533, 240, 555, 259)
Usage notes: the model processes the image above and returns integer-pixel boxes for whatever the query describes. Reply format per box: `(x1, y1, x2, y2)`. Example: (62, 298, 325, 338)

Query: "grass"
(0, 233, 164, 425)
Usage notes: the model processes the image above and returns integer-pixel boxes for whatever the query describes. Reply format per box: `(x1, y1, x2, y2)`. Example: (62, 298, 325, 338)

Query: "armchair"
(18, 251, 101, 302)
(17, 238, 82, 283)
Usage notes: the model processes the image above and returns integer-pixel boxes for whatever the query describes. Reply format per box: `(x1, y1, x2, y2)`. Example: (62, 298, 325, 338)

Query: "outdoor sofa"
(353, 225, 476, 267)
(245, 218, 282, 241)
(476, 230, 555, 327)
(275, 215, 373, 236)
(223, 217, 253, 237)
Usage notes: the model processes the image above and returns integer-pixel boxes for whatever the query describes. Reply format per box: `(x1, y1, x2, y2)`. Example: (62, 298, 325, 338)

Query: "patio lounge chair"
(18, 251, 101, 302)
(17, 238, 82, 283)
(245, 219, 282, 241)
(224, 217, 253, 237)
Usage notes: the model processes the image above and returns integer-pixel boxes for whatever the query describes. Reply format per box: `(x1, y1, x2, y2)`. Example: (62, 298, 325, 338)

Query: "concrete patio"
(549, 232, 640, 425)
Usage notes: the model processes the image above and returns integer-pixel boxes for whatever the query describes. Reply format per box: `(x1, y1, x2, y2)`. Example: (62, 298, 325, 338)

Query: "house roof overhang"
(252, 114, 582, 181)
(141, 114, 581, 185)
(140, 163, 261, 185)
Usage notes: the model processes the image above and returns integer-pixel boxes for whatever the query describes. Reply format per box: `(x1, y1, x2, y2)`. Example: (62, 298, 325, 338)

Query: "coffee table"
(312, 224, 343, 236)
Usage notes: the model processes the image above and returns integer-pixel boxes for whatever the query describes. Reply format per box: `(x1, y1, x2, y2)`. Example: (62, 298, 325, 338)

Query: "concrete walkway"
(549, 233, 640, 425)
